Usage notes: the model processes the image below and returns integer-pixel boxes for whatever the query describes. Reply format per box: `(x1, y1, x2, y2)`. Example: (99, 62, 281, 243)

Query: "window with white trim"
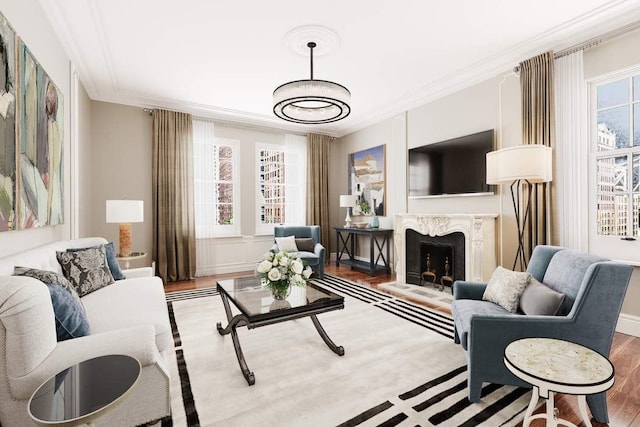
(589, 70, 640, 259)
(255, 135, 307, 235)
(193, 119, 240, 238)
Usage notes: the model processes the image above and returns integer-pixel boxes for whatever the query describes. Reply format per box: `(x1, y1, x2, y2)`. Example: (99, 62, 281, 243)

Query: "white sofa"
(0, 237, 172, 426)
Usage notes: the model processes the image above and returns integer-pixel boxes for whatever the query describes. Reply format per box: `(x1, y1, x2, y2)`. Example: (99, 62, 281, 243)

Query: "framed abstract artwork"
(17, 39, 64, 229)
(0, 12, 17, 231)
(348, 144, 386, 216)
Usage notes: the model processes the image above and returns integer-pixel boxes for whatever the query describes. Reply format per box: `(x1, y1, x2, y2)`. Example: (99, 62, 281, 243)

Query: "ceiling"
(40, 0, 640, 137)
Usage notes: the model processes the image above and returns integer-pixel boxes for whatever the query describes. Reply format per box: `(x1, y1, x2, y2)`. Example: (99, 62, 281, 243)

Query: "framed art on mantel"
(348, 144, 385, 216)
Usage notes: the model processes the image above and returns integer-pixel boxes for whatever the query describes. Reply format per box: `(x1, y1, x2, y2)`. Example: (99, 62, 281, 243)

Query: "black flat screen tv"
(408, 129, 494, 197)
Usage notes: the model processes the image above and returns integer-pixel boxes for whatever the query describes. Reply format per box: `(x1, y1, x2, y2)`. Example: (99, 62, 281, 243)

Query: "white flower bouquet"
(256, 250, 313, 299)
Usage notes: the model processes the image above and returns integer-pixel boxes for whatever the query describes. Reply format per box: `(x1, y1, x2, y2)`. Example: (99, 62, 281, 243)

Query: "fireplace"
(394, 214, 497, 283)
(405, 230, 465, 286)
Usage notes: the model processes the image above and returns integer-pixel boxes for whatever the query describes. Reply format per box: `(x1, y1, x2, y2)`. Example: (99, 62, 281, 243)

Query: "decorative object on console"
(106, 200, 144, 257)
(339, 194, 356, 227)
(273, 29, 350, 124)
(348, 144, 386, 216)
(486, 144, 552, 270)
(256, 251, 312, 300)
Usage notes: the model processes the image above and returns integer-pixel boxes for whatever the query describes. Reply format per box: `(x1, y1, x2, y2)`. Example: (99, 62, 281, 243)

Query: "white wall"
(0, 0, 74, 256)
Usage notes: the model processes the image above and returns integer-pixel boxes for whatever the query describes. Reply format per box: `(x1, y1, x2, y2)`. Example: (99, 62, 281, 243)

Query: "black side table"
(335, 227, 393, 276)
(28, 354, 141, 427)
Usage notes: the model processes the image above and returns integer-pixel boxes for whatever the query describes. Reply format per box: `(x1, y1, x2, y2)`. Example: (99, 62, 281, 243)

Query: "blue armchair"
(272, 226, 325, 279)
(451, 245, 633, 423)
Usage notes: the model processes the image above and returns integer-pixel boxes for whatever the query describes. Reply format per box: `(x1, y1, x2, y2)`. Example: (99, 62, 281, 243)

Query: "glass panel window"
(193, 119, 240, 238)
(258, 146, 286, 227)
(597, 78, 629, 109)
(597, 106, 630, 149)
(593, 72, 640, 243)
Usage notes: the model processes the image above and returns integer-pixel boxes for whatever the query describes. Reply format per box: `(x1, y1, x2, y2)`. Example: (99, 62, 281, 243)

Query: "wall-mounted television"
(408, 129, 494, 197)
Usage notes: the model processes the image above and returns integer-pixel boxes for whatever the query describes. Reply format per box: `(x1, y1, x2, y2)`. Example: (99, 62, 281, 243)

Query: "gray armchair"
(273, 226, 325, 279)
(451, 245, 633, 424)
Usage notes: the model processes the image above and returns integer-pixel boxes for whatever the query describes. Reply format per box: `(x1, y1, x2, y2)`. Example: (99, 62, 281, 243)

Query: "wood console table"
(334, 227, 393, 276)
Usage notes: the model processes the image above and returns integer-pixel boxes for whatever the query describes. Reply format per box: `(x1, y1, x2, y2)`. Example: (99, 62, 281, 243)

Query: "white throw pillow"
(275, 236, 299, 252)
(482, 266, 531, 313)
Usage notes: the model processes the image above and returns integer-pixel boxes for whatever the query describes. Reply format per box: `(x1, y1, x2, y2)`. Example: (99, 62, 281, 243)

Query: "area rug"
(379, 281, 454, 309)
(164, 275, 531, 426)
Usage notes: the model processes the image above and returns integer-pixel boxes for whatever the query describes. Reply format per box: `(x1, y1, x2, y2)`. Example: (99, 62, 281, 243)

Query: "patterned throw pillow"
(67, 242, 125, 280)
(56, 246, 115, 297)
(482, 266, 532, 313)
(14, 266, 84, 307)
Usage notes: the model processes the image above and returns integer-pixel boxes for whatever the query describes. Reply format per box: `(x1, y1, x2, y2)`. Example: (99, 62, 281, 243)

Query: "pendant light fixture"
(273, 41, 351, 124)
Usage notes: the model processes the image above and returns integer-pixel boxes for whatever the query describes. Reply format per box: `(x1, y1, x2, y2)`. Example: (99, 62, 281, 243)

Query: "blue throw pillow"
(68, 242, 125, 280)
(45, 282, 91, 341)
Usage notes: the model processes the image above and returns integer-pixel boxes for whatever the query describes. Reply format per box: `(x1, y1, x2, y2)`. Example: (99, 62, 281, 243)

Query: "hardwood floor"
(166, 265, 640, 427)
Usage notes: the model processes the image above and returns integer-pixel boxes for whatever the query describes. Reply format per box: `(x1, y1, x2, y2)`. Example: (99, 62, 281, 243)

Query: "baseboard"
(616, 313, 640, 337)
(196, 262, 256, 277)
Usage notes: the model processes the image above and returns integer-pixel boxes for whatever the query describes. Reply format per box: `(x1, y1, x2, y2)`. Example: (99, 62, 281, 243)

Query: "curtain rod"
(143, 108, 153, 116)
(513, 19, 640, 72)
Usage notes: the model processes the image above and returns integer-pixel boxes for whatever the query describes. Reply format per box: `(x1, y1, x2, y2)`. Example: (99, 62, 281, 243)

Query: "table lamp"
(486, 144, 552, 270)
(339, 195, 356, 227)
(106, 200, 144, 257)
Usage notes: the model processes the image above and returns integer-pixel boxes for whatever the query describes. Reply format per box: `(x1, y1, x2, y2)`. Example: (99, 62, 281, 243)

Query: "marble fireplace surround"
(394, 214, 498, 284)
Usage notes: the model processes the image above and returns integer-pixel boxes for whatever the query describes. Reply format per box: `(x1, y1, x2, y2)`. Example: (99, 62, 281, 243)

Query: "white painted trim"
(69, 63, 79, 240)
(616, 313, 640, 337)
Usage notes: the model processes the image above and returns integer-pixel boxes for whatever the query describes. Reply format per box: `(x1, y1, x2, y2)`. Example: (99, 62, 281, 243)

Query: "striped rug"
(164, 274, 531, 427)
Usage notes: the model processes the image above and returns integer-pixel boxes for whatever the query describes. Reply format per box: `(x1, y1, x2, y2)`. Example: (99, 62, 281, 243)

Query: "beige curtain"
(152, 109, 196, 282)
(519, 51, 556, 260)
(306, 133, 330, 254)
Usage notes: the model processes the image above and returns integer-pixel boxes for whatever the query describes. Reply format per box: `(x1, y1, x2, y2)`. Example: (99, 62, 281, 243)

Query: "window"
(590, 71, 640, 259)
(255, 134, 307, 235)
(193, 119, 240, 238)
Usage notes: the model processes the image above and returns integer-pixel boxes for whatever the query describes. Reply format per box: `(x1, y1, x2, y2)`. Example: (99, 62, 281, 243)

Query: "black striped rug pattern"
(164, 274, 526, 427)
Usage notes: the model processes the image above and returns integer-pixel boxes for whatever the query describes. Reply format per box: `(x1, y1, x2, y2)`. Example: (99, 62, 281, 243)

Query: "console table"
(335, 227, 393, 276)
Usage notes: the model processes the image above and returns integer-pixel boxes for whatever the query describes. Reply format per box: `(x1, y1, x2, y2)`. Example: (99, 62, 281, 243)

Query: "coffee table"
(28, 354, 141, 427)
(216, 277, 345, 385)
(504, 338, 615, 427)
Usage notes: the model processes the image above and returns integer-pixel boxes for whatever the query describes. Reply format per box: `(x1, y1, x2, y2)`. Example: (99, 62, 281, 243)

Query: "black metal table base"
(216, 291, 344, 386)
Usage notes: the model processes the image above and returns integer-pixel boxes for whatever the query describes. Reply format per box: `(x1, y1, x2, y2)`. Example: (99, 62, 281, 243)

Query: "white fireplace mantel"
(394, 213, 498, 283)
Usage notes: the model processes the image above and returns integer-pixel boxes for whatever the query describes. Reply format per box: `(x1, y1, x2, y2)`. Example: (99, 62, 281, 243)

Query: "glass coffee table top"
(29, 354, 141, 426)
(217, 276, 344, 321)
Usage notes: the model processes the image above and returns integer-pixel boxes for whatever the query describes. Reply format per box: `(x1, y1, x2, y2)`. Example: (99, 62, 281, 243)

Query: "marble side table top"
(504, 338, 614, 387)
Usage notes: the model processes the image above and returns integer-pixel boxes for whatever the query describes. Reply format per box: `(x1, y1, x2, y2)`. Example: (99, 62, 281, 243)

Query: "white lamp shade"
(106, 200, 144, 223)
(486, 145, 552, 185)
(339, 195, 356, 208)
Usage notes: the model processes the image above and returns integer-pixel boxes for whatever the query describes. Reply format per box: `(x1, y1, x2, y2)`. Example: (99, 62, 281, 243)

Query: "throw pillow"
(14, 266, 84, 309)
(45, 282, 91, 341)
(56, 246, 115, 297)
(68, 242, 125, 280)
(275, 236, 298, 253)
(482, 266, 531, 313)
(295, 238, 315, 253)
(519, 278, 566, 316)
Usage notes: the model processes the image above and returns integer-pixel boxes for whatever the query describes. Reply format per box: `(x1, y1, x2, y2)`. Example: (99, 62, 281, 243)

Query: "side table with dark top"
(28, 354, 141, 427)
(216, 277, 345, 386)
(335, 227, 393, 276)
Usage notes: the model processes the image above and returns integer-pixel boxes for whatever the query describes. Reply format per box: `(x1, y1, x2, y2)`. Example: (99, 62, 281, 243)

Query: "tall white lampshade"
(485, 145, 552, 270)
(106, 200, 144, 257)
(339, 195, 356, 227)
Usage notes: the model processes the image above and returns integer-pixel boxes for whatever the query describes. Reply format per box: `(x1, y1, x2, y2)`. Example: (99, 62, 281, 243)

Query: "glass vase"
(270, 283, 291, 300)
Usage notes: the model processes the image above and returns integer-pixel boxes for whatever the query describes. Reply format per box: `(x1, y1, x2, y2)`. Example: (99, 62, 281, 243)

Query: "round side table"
(115, 251, 147, 269)
(504, 338, 614, 427)
(28, 354, 141, 427)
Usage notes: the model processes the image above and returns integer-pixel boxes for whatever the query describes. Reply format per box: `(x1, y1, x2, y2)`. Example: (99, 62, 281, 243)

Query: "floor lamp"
(486, 145, 552, 271)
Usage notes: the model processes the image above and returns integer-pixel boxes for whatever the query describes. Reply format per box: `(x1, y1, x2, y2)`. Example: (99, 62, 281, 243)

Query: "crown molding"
(40, 0, 640, 139)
